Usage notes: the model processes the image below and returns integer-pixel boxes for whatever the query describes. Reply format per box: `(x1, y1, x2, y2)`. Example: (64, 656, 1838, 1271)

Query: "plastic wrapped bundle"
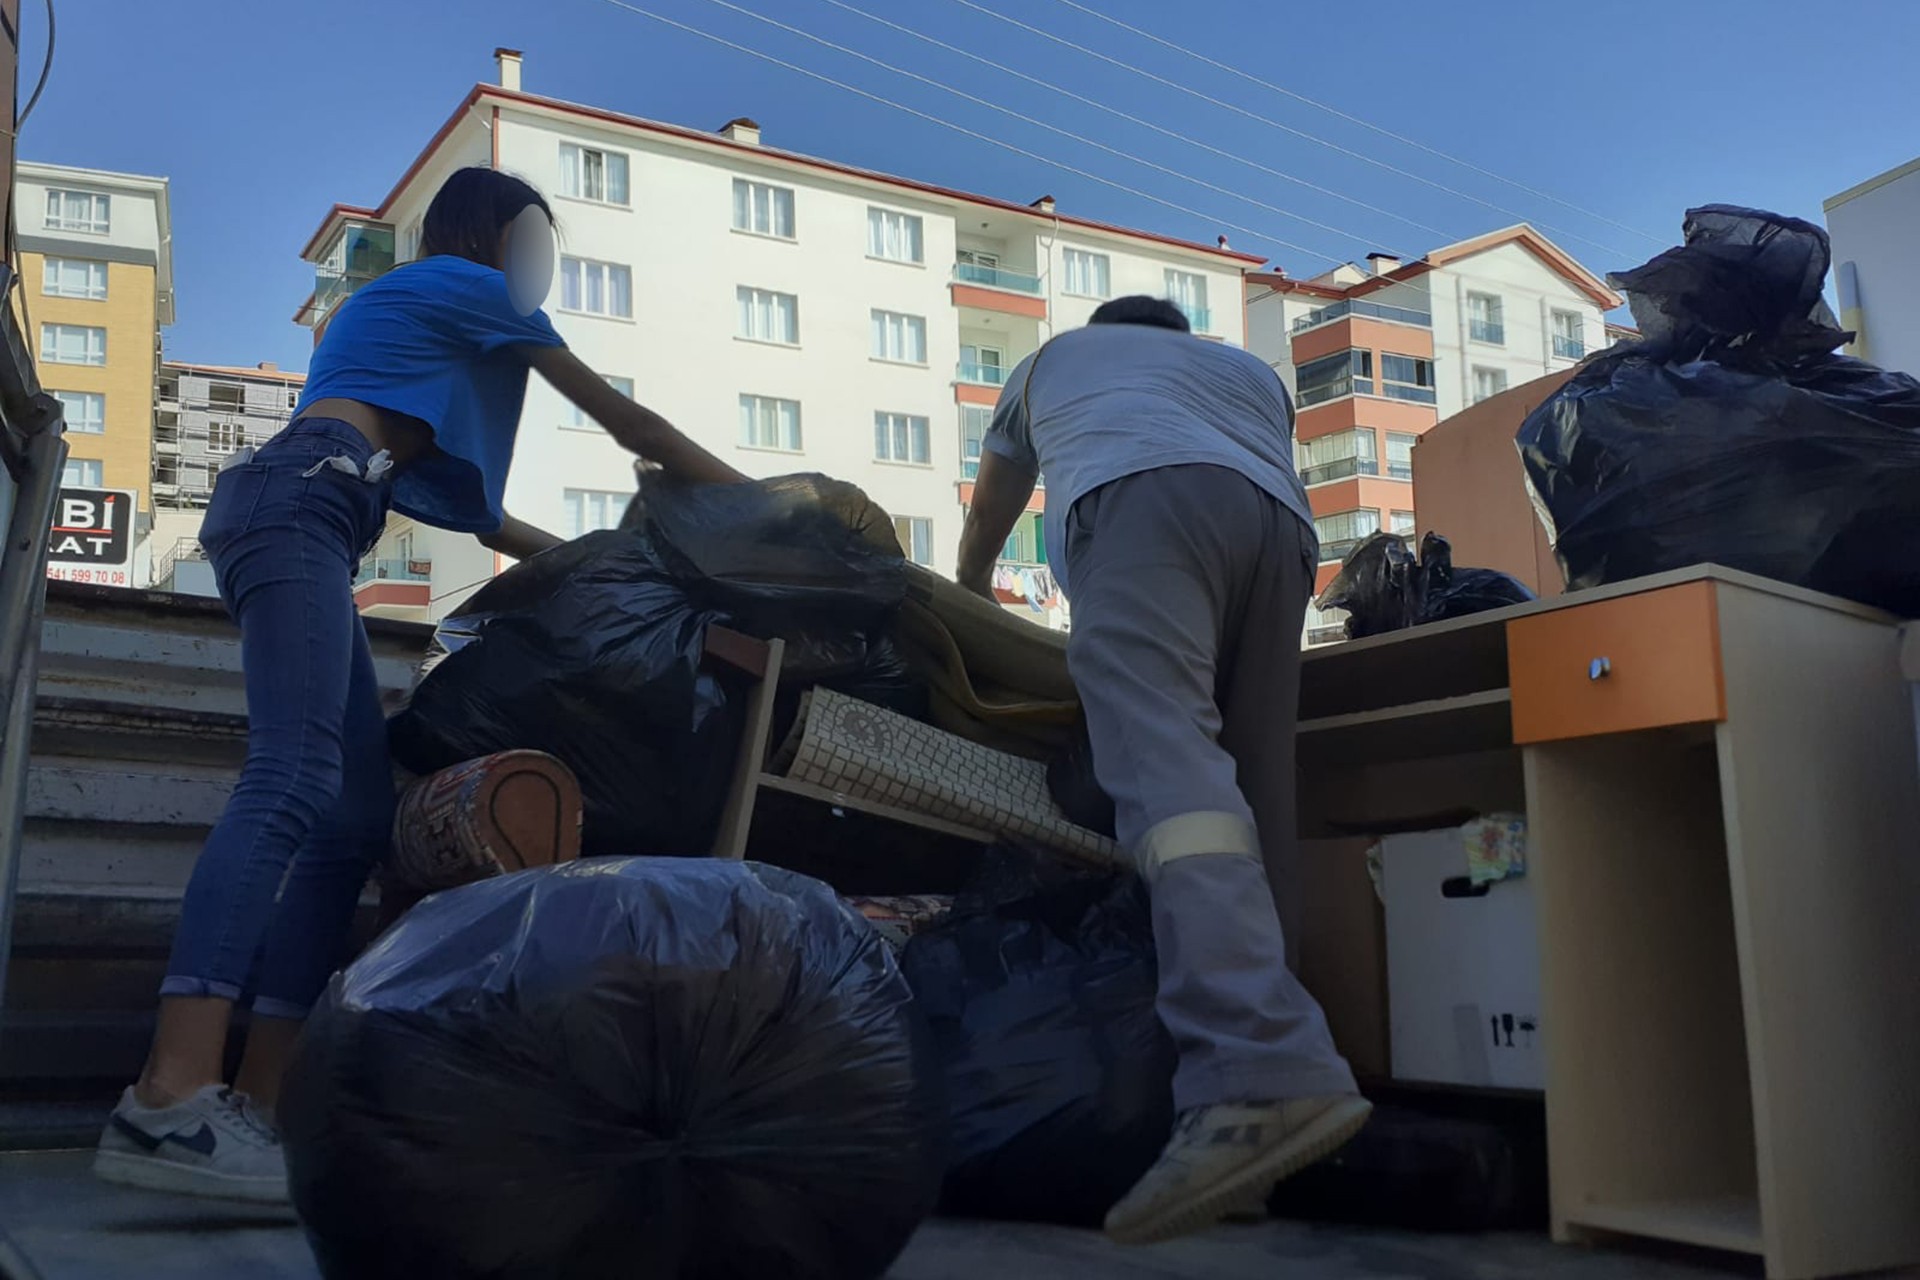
(1316, 532, 1534, 640)
(281, 859, 946, 1280)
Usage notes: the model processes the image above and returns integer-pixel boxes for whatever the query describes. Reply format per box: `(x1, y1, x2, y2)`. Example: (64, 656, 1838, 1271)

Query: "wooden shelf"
(1566, 1196, 1763, 1256)
(755, 773, 996, 846)
(1298, 688, 1513, 766)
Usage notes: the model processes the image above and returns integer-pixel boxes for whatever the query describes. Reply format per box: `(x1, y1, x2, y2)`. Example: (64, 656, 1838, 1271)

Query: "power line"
(590, 0, 1350, 267)
(944, 0, 1640, 264)
(1049, 0, 1665, 247)
(819, 0, 1457, 248)
(684, 0, 1362, 258)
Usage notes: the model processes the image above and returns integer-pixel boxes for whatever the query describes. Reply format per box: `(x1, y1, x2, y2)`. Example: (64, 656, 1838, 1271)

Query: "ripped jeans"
(161, 418, 397, 1019)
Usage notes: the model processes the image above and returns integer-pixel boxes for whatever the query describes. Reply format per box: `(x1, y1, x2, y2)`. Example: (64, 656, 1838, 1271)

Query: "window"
(1379, 353, 1437, 404)
(1314, 508, 1381, 562)
(1297, 429, 1378, 485)
(1305, 603, 1349, 646)
(206, 420, 244, 455)
(1165, 269, 1209, 329)
(567, 374, 636, 429)
(562, 488, 629, 538)
(738, 394, 802, 452)
(61, 458, 103, 488)
(45, 189, 109, 234)
(559, 257, 633, 318)
(1296, 349, 1372, 406)
(1552, 309, 1585, 360)
(41, 323, 106, 366)
(956, 248, 999, 270)
(1002, 525, 1033, 564)
(401, 219, 423, 262)
(736, 287, 799, 345)
(732, 178, 795, 238)
(870, 309, 927, 364)
(892, 516, 934, 566)
(961, 404, 991, 480)
(51, 390, 104, 435)
(874, 411, 931, 465)
(1471, 366, 1510, 404)
(1390, 510, 1417, 536)
(43, 258, 107, 300)
(559, 143, 630, 205)
(1386, 431, 1418, 481)
(959, 343, 1005, 385)
(867, 207, 924, 263)
(1467, 292, 1505, 345)
(1063, 248, 1111, 298)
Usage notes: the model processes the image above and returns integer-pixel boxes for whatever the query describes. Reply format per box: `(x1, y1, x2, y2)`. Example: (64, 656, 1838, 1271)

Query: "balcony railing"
(1469, 319, 1505, 344)
(957, 360, 1010, 386)
(1297, 377, 1372, 407)
(1307, 625, 1349, 646)
(1300, 456, 1379, 486)
(1387, 461, 1413, 481)
(354, 558, 431, 588)
(1553, 334, 1586, 360)
(1380, 382, 1438, 405)
(1317, 536, 1373, 564)
(1291, 298, 1433, 334)
(1179, 304, 1212, 333)
(953, 262, 1043, 295)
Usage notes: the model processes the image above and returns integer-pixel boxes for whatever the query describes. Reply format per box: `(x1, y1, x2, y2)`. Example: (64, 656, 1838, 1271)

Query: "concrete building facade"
(12, 162, 172, 515)
(1825, 156, 1920, 377)
(1244, 227, 1618, 642)
(295, 52, 1261, 623)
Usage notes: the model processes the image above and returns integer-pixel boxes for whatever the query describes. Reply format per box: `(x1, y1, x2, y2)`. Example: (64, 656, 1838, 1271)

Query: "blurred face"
(500, 206, 556, 315)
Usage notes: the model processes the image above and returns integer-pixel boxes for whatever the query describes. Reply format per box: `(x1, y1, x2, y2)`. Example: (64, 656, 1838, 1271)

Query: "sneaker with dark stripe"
(93, 1085, 288, 1204)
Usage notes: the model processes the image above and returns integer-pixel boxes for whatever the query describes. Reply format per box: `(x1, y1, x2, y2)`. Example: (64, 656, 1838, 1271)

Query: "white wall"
(18, 164, 165, 260)
(1426, 244, 1603, 420)
(1828, 164, 1920, 377)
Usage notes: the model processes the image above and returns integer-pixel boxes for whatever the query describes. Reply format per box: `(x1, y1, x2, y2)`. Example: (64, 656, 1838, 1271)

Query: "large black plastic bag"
(899, 846, 1175, 1226)
(281, 858, 946, 1280)
(389, 474, 916, 855)
(1316, 531, 1534, 640)
(1517, 205, 1920, 615)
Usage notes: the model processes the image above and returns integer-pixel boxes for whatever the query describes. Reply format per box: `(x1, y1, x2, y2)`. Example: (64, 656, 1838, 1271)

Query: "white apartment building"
(297, 51, 1260, 623)
(1826, 156, 1920, 377)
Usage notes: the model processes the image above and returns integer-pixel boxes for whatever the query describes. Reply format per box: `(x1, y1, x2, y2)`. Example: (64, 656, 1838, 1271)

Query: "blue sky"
(19, 0, 1919, 371)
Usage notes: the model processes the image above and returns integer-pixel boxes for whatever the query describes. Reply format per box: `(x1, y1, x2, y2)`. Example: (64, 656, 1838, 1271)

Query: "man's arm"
(523, 344, 748, 486)
(478, 513, 564, 560)
(956, 448, 1036, 600)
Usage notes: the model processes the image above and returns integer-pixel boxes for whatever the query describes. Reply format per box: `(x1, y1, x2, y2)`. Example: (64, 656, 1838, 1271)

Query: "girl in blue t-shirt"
(93, 168, 745, 1203)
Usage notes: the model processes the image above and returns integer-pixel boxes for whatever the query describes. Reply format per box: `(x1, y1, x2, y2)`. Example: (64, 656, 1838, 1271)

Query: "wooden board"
(1565, 1196, 1763, 1257)
(1298, 689, 1512, 767)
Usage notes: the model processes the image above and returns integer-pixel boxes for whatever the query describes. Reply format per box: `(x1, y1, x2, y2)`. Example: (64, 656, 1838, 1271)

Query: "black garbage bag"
(1518, 205, 1920, 615)
(1316, 531, 1534, 640)
(281, 858, 946, 1280)
(1045, 714, 1116, 839)
(899, 846, 1175, 1226)
(389, 474, 919, 855)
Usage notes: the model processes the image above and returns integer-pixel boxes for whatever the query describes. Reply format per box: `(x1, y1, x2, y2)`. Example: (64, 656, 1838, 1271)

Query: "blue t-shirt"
(297, 255, 566, 533)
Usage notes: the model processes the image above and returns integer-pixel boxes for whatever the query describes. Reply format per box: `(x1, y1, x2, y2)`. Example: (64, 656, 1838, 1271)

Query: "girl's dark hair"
(418, 167, 554, 267)
(1088, 294, 1192, 333)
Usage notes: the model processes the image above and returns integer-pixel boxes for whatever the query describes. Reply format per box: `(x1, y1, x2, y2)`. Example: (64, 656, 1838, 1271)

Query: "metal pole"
(0, 402, 64, 1031)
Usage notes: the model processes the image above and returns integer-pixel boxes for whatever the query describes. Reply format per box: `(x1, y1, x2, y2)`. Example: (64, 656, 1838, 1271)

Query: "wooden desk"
(1298, 565, 1920, 1280)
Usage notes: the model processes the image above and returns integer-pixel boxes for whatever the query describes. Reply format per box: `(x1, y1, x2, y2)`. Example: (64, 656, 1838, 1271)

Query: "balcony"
(1179, 304, 1212, 333)
(308, 219, 396, 329)
(1307, 625, 1349, 646)
(354, 558, 431, 588)
(952, 261, 1042, 295)
(1469, 319, 1506, 345)
(1318, 537, 1370, 565)
(1291, 298, 1433, 334)
(957, 360, 1010, 387)
(1554, 334, 1586, 360)
(1301, 456, 1380, 486)
(1297, 376, 1373, 408)
(1387, 461, 1413, 481)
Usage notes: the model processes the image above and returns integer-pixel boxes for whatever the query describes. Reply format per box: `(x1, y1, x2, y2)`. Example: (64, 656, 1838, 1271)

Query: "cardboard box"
(1381, 827, 1543, 1090)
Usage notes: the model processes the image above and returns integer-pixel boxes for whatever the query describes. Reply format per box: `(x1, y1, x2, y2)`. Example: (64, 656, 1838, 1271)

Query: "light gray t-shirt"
(984, 323, 1316, 593)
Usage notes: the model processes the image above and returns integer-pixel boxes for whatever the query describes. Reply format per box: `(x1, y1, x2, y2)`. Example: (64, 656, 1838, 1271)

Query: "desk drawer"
(1508, 582, 1726, 744)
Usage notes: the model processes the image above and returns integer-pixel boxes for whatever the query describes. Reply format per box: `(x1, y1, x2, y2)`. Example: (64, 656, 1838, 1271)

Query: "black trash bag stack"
(1517, 204, 1920, 615)
(389, 473, 920, 855)
(1316, 531, 1535, 640)
(899, 846, 1175, 1226)
(281, 858, 946, 1280)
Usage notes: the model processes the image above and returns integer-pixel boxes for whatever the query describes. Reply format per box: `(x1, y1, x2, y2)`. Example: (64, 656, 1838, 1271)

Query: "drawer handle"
(1589, 657, 1612, 681)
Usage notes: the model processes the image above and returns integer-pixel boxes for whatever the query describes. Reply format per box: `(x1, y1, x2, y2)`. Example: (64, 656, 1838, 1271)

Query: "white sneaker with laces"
(92, 1084, 289, 1205)
(1104, 1094, 1372, 1245)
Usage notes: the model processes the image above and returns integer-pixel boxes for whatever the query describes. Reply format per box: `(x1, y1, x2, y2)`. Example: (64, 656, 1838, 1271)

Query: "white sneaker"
(1104, 1095, 1372, 1245)
(92, 1084, 289, 1205)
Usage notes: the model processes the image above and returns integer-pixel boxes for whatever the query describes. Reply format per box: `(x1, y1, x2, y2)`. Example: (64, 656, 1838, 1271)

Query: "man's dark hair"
(419, 167, 554, 267)
(1087, 294, 1191, 333)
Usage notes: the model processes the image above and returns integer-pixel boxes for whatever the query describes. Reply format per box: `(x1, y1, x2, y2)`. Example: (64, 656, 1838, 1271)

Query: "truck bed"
(0, 1150, 1749, 1280)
